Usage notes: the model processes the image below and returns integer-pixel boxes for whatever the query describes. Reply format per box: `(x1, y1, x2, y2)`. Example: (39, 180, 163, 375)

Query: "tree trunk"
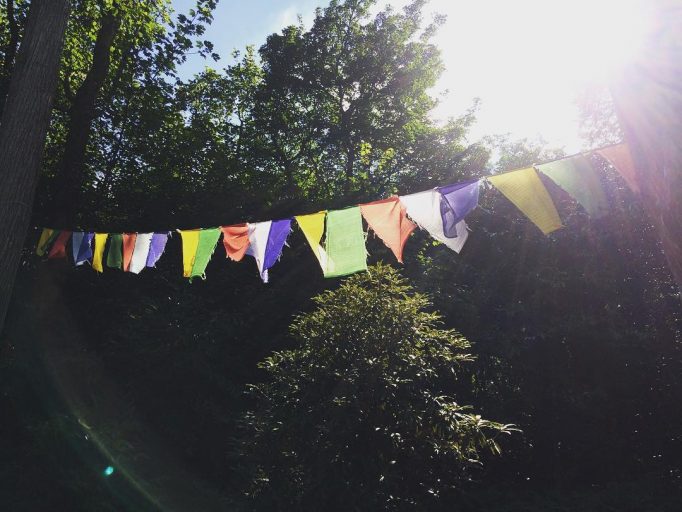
(0, 0, 22, 117)
(0, 0, 71, 331)
(609, 0, 682, 293)
(53, 8, 120, 224)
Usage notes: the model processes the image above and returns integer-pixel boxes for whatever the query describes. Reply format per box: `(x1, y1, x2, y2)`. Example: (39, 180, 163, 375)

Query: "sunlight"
(532, 0, 654, 81)
(426, 0, 655, 147)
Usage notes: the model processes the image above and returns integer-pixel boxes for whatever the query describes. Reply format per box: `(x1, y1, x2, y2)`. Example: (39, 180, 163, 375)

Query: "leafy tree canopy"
(242, 263, 515, 511)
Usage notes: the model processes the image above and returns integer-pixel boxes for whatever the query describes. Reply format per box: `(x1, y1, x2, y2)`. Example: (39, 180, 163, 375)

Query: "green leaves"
(240, 263, 515, 509)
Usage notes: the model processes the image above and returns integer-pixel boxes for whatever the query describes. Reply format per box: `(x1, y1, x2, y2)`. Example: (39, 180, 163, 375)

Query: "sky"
(173, 0, 654, 152)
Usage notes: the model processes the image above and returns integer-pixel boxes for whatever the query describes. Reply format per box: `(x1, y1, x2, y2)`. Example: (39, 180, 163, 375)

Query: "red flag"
(47, 231, 72, 259)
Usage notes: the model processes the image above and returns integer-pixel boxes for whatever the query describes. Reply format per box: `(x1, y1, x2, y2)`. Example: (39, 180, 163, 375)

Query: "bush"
(240, 263, 515, 510)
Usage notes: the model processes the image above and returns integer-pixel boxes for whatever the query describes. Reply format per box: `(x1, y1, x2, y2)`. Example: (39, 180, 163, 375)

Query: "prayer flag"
(122, 233, 137, 272)
(107, 234, 123, 268)
(179, 228, 221, 279)
(538, 155, 609, 217)
(360, 196, 416, 263)
(129, 233, 153, 274)
(92, 233, 109, 273)
(295, 212, 327, 269)
(48, 231, 71, 259)
(146, 232, 169, 268)
(179, 229, 200, 278)
(261, 219, 292, 283)
(598, 144, 639, 193)
(191, 228, 221, 279)
(400, 190, 470, 253)
(488, 167, 563, 235)
(437, 180, 480, 237)
(324, 207, 367, 278)
(73, 232, 94, 266)
(36, 228, 55, 256)
(246, 222, 272, 282)
(72, 232, 84, 262)
(220, 224, 250, 261)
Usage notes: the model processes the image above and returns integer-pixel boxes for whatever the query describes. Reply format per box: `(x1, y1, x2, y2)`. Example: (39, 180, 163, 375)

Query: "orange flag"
(221, 224, 251, 262)
(122, 233, 137, 272)
(598, 144, 639, 194)
(360, 196, 416, 263)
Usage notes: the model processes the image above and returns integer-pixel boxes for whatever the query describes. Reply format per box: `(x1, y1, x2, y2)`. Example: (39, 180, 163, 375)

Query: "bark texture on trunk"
(0, 0, 71, 331)
(610, 0, 682, 294)
(0, 0, 22, 117)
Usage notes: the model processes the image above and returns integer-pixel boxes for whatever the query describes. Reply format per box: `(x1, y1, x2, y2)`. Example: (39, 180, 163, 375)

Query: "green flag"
(538, 155, 609, 217)
(190, 228, 221, 279)
(324, 207, 367, 278)
(107, 234, 123, 269)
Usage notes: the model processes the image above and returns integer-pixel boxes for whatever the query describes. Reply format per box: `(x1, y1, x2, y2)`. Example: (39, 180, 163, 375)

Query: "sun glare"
(534, 0, 654, 81)
(428, 0, 655, 148)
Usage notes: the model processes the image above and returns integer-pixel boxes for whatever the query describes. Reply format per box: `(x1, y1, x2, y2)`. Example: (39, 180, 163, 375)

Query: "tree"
(0, 0, 30, 117)
(241, 264, 514, 511)
(0, 0, 70, 330)
(44, 0, 219, 224)
(251, 0, 468, 201)
(575, 83, 622, 147)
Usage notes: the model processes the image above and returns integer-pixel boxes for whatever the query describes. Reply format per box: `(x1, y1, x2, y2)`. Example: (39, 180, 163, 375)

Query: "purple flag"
(73, 232, 94, 266)
(262, 219, 292, 283)
(437, 180, 480, 238)
(145, 232, 170, 268)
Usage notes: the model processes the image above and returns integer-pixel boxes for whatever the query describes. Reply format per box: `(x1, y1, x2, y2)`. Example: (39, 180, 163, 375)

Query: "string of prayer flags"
(122, 234, 137, 272)
(360, 196, 416, 263)
(146, 232, 169, 268)
(73, 232, 94, 266)
(92, 233, 109, 273)
(598, 144, 639, 194)
(221, 224, 251, 262)
(538, 155, 609, 217)
(179, 228, 221, 279)
(107, 234, 124, 268)
(295, 211, 327, 268)
(488, 167, 563, 235)
(34, 142, 638, 282)
(129, 233, 153, 274)
(400, 189, 470, 253)
(324, 207, 367, 278)
(437, 180, 480, 238)
(36, 228, 57, 256)
(48, 231, 71, 259)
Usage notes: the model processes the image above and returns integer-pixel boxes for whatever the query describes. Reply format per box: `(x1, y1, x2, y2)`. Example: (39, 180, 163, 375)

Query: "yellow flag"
(488, 167, 563, 235)
(295, 211, 328, 269)
(36, 228, 55, 256)
(92, 233, 109, 273)
(179, 229, 200, 278)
